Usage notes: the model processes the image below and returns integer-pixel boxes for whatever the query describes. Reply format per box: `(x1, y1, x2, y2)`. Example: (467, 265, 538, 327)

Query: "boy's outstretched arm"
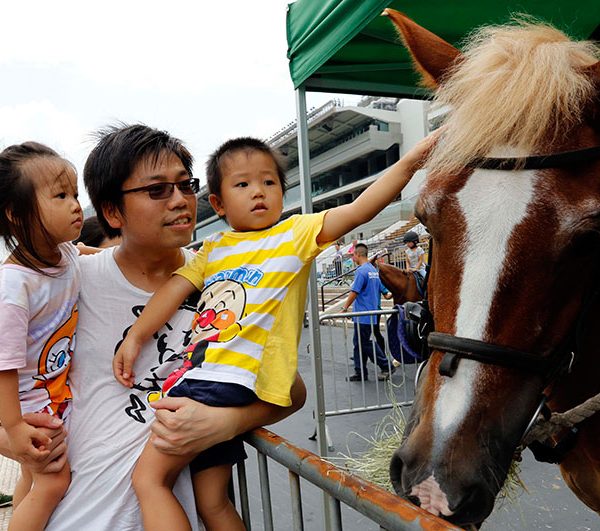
(149, 372, 307, 455)
(317, 129, 442, 244)
(113, 275, 197, 387)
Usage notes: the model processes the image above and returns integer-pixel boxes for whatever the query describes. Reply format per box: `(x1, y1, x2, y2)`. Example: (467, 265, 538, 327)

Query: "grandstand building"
(191, 96, 431, 246)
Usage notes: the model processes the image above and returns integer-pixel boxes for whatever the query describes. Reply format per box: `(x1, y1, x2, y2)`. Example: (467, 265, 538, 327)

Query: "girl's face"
(33, 158, 82, 252)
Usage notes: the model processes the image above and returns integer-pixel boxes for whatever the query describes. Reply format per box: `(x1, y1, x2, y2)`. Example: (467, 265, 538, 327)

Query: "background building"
(191, 97, 430, 246)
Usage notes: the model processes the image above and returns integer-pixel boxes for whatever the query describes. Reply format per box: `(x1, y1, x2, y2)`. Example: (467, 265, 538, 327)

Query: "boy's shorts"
(167, 379, 257, 474)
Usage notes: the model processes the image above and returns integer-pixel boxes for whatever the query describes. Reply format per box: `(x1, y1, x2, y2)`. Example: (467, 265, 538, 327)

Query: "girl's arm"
(416, 249, 426, 270)
(317, 129, 442, 245)
(149, 372, 307, 455)
(0, 370, 52, 465)
(113, 275, 197, 387)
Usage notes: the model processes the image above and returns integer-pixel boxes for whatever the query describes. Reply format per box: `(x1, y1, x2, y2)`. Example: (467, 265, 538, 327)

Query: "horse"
(374, 259, 422, 305)
(382, 9, 600, 526)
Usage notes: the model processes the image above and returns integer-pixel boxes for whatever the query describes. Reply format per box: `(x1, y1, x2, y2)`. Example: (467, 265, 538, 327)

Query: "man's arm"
(0, 413, 67, 473)
(342, 291, 357, 312)
(149, 373, 307, 455)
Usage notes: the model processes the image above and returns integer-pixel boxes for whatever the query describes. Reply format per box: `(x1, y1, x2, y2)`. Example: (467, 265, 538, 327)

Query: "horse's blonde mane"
(427, 18, 600, 175)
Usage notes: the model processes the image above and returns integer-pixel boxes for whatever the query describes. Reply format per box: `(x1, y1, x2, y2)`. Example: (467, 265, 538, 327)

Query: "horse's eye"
(414, 197, 428, 226)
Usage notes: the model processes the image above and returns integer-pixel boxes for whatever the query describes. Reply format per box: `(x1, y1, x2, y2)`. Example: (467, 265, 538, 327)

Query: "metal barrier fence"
(318, 309, 416, 423)
(236, 428, 461, 531)
(228, 307, 445, 530)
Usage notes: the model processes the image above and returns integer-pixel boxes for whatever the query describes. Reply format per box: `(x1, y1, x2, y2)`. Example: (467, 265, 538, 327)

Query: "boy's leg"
(8, 462, 70, 531)
(12, 466, 31, 508)
(132, 441, 195, 531)
(193, 465, 244, 531)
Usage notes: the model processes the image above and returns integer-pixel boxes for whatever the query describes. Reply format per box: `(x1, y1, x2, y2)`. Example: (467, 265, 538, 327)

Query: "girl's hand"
(113, 336, 142, 387)
(5, 421, 51, 466)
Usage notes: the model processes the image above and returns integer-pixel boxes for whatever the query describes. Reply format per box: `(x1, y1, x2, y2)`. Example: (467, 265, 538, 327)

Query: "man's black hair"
(84, 123, 193, 238)
(206, 137, 286, 197)
(354, 242, 368, 256)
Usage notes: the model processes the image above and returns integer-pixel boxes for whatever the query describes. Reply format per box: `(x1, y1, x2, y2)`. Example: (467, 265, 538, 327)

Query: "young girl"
(112, 132, 440, 531)
(402, 231, 426, 277)
(0, 142, 82, 530)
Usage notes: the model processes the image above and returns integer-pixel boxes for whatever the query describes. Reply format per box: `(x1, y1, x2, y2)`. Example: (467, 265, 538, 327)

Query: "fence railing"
(229, 307, 454, 530)
(236, 428, 462, 531)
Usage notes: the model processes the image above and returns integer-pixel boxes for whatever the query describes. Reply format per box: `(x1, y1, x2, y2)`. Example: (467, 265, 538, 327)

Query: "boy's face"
(105, 151, 197, 251)
(209, 150, 284, 232)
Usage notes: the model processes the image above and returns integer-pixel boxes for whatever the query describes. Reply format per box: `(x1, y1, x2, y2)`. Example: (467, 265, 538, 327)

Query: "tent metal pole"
(295, 85, 333, 531)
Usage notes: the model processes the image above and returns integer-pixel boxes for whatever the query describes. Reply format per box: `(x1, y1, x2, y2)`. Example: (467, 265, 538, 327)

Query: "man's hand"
(113, 335, 142, 387)
(5, 421, 52, 465)
(150, 397, 236, 455)
(1, 413, 67, 473)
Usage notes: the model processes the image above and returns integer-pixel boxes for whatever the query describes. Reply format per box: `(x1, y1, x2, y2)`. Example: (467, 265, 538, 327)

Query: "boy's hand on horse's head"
(402, 125, 447, 173)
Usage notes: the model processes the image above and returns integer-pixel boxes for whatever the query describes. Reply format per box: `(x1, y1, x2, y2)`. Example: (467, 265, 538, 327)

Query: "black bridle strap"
(428, 332, 556, 375)
(470, 146, 600, 171)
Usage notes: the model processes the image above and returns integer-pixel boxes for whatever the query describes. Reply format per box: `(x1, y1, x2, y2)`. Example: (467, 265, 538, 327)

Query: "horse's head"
(385, 10, 600, 526)
(373, 258, 420, 305)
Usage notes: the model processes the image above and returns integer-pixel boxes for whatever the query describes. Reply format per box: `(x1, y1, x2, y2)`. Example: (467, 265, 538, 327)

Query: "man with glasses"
(0, 124, 306, 530)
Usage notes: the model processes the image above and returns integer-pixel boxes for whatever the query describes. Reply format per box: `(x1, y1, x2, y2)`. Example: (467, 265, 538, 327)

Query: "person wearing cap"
(402, 231, 426, 278)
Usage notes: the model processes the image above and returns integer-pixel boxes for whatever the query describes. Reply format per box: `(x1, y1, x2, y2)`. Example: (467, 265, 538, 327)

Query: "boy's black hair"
(84, 123, 194, 238)
(0, 141, 69, 274)
(206, 137, 287, 197)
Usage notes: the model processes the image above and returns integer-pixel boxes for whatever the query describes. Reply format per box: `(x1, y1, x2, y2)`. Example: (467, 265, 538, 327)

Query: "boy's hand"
(5, 421, 52, 466)
(113, 335, 142, 387)
(401, 126, 446, 174)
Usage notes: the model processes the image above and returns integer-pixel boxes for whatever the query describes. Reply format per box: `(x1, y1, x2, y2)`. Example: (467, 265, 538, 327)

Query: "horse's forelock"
(426, 19, 600, 176)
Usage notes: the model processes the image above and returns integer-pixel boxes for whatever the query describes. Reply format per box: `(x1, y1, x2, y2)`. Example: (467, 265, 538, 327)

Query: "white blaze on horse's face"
(433, 150, 537, 438)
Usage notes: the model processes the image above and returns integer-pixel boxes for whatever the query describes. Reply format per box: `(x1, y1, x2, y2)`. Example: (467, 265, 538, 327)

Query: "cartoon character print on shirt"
(118, 293, 199, 423)
(147, 279, 248, 401)
(32, 304, 78, 414)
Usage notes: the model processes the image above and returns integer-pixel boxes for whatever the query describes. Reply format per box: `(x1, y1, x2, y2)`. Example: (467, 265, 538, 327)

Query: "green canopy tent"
(287, 0, 600, 97)
(285, 0, 600, 475)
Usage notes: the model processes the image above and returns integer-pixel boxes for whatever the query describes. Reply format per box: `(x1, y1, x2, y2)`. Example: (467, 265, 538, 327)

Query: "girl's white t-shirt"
(0, 243, 80, 414)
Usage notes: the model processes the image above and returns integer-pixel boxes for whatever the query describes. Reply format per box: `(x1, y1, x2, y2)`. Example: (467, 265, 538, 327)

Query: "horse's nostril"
(389, 449, 405, 494)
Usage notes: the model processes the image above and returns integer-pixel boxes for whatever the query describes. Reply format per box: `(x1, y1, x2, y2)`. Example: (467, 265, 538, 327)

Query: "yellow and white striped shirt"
(175, 211, 331, 406)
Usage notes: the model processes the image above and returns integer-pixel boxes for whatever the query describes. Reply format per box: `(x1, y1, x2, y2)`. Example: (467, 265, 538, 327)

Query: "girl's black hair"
(0, 141, 67, 273)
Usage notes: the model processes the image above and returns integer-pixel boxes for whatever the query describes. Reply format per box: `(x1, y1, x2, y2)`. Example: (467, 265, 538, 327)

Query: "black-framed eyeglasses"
(121, 178, 200, 200)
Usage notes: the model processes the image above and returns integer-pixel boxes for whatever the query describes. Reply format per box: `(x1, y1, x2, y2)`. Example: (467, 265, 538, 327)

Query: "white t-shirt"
(47, 247, 200, 531)
(405, 246, 426, 272)
(0, 242, 80, 415)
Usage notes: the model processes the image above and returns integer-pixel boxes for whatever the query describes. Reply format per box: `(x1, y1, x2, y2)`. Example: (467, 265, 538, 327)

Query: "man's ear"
(208, 194, 226, 218)
(102, 202, 125, 230)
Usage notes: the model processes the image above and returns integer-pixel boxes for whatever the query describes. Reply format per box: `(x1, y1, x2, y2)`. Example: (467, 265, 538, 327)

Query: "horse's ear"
(383, 9, 461, 89)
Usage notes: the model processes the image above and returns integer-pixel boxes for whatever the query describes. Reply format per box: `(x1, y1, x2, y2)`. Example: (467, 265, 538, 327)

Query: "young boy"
(114, 133, 439, 531)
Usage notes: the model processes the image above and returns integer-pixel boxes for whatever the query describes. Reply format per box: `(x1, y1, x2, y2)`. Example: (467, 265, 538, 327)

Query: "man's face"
(111, 151, 197, 251)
